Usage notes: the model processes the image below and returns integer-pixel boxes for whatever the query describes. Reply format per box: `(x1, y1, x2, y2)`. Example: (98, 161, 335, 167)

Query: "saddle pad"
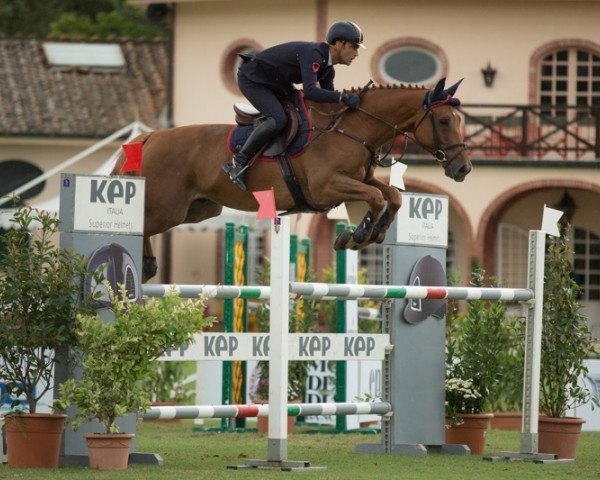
(227, 92, 313, 161)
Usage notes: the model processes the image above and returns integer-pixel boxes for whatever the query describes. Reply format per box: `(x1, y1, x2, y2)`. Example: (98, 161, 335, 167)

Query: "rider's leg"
(223, 76, 286, 190)
(223, 117, 278, 190)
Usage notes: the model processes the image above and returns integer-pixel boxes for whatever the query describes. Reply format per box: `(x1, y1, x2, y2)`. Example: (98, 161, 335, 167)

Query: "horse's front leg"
(320, 175, 386, 251)
(366, 178, 402, 243)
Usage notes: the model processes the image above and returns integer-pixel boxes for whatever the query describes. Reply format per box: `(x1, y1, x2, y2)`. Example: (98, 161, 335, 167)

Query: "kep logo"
(89, 179, 137, 204)
(408, 196, 444, 220)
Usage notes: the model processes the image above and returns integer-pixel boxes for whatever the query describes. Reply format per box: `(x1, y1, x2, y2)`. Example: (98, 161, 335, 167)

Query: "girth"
(276, 154, 331, 214)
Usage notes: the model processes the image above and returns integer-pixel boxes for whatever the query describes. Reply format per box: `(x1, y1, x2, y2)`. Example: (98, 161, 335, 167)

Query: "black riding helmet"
(326, 21, 365, 48)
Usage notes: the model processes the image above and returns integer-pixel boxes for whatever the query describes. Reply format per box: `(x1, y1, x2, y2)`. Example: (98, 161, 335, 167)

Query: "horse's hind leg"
(143, 236, 158, 282)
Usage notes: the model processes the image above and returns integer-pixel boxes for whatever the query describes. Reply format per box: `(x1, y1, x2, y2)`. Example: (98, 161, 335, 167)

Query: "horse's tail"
(111, 132, 153, 176)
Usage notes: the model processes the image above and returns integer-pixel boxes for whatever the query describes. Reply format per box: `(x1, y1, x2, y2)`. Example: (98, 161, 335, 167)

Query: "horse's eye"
(439, 116, 450, 126)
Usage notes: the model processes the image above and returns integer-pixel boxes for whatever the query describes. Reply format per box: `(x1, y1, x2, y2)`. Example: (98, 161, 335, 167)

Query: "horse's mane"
(343, 83, 428, 94)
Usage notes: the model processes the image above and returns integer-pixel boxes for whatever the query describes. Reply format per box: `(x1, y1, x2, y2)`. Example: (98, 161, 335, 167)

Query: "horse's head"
(414, 78, 471, 182)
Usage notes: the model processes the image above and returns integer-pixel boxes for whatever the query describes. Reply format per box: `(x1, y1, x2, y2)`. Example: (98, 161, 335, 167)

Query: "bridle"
(409, 99, 468, 168)
(308, 90, 467, 170)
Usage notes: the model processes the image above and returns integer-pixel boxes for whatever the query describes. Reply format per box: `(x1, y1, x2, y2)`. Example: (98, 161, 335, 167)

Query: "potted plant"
(445, 267, 519, 454)
(55, 284, 214, 469)
(0, 204, 87, 468)
(538, 230, 598, 459)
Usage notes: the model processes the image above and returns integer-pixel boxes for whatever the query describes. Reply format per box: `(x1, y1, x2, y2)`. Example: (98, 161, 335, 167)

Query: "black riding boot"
(223, 117, 278, 190)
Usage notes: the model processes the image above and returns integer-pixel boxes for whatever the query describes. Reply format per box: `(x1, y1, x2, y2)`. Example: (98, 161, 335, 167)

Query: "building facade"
(134, 0, 599, 335)
(2, 0, 599, 336)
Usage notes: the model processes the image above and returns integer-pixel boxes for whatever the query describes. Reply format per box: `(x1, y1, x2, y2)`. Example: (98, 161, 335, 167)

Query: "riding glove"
(341, 93, 360, 110)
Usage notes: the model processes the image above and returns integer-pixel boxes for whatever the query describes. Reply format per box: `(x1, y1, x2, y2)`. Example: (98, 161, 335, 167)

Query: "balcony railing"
(393, 104, 600, 161)
(459, 104, 600, 161)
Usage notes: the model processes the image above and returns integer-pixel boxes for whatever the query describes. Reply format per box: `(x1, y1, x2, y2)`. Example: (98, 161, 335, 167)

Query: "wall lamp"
(481, 62, 497, 88)
(554, 189, 577, 227)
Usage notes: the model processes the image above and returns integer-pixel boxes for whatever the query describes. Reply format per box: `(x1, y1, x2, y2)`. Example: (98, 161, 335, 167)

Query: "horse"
(111, 77, 471, 281)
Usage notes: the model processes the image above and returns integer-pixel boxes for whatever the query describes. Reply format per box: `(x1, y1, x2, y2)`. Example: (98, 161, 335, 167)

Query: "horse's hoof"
(142, 256, 158, 282)
(369, 227, 381, 242)
(334, 229, 353, 250)
(352, 227, 368, 244)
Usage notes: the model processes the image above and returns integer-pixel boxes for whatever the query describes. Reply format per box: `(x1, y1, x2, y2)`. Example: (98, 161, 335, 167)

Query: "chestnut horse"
(111, 78, 471, 281)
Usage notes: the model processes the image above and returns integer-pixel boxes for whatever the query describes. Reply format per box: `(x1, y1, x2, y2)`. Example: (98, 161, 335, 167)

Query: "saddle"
(229, 92, 323, 214)
(232, 98, 301, 157)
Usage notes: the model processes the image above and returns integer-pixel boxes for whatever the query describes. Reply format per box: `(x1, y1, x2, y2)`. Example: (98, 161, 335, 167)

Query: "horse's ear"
(426, 77, 447, 107)
(432, 77, 446, 96)
(444, 78, 464, 98)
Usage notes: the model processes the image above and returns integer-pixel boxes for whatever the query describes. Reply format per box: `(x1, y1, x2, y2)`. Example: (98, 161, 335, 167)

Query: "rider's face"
(334, 41, 359, 66)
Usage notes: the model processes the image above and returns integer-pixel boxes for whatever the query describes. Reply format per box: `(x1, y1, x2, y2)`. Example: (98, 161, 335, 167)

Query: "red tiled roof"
(0, 38, 168, 138)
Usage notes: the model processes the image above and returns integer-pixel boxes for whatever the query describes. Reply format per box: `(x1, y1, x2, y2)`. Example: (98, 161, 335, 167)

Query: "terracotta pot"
(491, 412, 522, 430)
(84, 432, 134, 470)
(5, 413, 66, 468)
(538, 416, 585, 459)
(445, 413, 494, 455)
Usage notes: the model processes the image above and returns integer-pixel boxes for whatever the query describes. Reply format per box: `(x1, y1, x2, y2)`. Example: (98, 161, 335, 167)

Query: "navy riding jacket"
(239, 41, 341, 103)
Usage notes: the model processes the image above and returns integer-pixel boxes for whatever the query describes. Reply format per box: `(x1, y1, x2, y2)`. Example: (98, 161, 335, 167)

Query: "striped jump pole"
(289, 283, 534, 302)
(142, 284, 270, 299)
(141, 402, 392, 421)
(141, 283, 533, 302)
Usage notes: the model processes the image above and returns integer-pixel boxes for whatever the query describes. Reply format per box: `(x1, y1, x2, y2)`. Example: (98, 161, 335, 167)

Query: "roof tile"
(0, 38, 168, 137)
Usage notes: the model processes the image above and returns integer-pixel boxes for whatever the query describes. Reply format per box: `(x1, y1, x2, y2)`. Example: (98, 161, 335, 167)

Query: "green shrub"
(57, 285, 213, 433)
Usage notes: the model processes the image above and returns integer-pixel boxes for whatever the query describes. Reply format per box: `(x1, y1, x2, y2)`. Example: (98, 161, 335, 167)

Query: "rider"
(223, 21, 365, 190)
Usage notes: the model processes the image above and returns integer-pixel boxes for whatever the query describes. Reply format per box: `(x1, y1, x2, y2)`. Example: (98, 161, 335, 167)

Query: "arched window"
(0, 160, 44, 200)
(573, 227, 600, 301)
(496, 223, 529, 289)
(359, 243, 383, 284)
(534, 42, 600, 121)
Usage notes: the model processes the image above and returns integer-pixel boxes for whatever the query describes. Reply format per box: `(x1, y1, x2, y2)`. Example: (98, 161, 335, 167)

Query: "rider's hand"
(341, 93, 360, 110)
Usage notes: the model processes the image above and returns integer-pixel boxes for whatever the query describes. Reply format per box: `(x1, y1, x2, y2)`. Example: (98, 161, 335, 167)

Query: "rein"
(308, 91, 467, 170)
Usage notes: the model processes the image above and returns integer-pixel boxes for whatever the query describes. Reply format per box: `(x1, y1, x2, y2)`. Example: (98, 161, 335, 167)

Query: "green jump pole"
(335, 222, 348, 433)
(222, 223, 234, 430)
(221, 223, 248, 429)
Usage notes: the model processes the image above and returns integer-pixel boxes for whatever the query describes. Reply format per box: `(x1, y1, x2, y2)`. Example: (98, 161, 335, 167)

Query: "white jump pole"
(520, 229, 546, 454)
(494, 206, 566, 463)
(236, 216, 324, 471)
(268, 216, 290, 463)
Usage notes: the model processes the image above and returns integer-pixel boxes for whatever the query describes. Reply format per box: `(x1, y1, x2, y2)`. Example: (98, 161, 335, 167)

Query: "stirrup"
(231, 174, 247, 191)
(222, 161, 249, 190)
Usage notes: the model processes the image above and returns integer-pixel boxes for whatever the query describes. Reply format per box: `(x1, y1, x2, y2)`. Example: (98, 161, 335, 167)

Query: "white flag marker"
(389, 162, 408, 190)
(541, 204, 563, 237)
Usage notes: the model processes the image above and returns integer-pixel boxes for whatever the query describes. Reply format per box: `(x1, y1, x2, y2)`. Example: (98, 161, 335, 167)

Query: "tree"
(0, 0, 166, 39)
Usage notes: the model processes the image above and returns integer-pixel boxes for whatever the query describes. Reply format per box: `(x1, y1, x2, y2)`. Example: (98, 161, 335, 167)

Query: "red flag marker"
(253, 188, 277, 220)
(121, 142, 143, 173)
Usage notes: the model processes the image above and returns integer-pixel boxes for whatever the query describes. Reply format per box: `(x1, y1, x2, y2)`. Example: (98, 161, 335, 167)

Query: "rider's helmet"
(326, 21, 365, 48)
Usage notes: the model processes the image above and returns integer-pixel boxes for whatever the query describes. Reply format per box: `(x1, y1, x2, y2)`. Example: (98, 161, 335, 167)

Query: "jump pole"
(227, 216, 325, 471)
(221, 222, 248, 430)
